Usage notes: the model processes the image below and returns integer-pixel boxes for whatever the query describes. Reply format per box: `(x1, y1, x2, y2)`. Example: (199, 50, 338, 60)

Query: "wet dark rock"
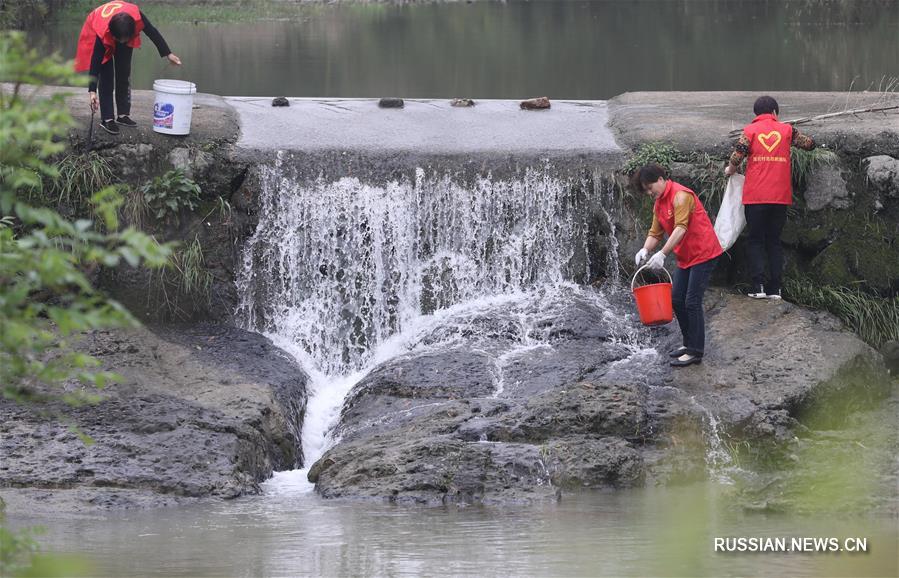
(450, 98, 475, 107)
(309, 433, 559, 504)
(882, 340, 899, 375)
(0, 325, 307, 511)
(520, 97, 551, 110)
(272, 97, 290, 107)
(309, 290, 891, 504)
(378, 98, 405, 109)
(544, 436, 644, 488)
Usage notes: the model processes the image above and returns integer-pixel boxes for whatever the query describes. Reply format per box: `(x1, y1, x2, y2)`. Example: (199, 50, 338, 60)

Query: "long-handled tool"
(86, 108, 95, 153)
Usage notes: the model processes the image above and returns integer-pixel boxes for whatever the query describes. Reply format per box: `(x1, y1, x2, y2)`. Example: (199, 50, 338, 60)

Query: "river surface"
(28, 0, 899, 98)
(9, 482, 897, 577)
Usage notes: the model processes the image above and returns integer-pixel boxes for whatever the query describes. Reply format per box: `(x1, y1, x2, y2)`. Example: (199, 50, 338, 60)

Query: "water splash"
(240, 156, 624, 493)
(237, 156, 592, 377)
(689, 396, 738, 484)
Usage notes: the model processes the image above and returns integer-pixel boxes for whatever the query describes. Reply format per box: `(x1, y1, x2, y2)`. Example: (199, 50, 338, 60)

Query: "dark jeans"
(672, 257, 717, 356)
(744, 203, 788, 293)
(97, 43, 133, 121)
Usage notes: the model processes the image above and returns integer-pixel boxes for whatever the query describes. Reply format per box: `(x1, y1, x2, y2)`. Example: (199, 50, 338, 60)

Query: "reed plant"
(148, 235, 213, 318)
(687, 152, 730, 213)
(785, 277, 899, 348)
(121, 187, 150, 230)
(791, 146, 838, 189)
(170, 236, 212, 297)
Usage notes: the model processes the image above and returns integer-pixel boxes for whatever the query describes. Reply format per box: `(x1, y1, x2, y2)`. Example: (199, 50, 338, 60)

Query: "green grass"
(622, 142, 680, 176)
(121, 187, 150, 229)
(148, 234, 213, 318)
(686, 152, 729, 213)
(170, 235, 212, 297)
(34, 152, 116, 210)
(785, 277, 899, 348)
(791, 146, 838, 188)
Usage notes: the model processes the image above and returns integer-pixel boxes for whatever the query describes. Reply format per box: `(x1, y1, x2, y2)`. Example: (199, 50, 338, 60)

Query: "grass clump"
(31, 152, 116, 210)
(122, 187, 150, 229)
(785, 277, 899, 348)
(170, 236, 213, 297)
(791, 146, 838, 188)
(148, 235, 214, 319)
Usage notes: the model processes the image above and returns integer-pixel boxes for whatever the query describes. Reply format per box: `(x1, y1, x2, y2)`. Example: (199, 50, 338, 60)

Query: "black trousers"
(97, 43, 133, 121)
(744, 204, 788, 293)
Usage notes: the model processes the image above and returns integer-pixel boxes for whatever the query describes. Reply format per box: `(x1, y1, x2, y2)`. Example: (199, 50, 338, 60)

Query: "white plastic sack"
(714, 174, 746, 251)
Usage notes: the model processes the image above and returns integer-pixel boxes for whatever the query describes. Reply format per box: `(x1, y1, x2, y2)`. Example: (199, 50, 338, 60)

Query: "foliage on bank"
(785, 278, 899, 349)
(0, 0, 51, 29)
(0, 31, 170, 403)
(0, 29, 173, 575)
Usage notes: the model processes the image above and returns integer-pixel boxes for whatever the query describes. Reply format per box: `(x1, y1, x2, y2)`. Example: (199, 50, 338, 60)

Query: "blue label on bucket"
(154, 102, 174, 129)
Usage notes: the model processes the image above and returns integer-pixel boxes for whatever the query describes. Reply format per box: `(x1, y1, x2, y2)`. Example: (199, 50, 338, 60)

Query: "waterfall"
(236, 153, 623, 487)
(237, 154, 593, 377)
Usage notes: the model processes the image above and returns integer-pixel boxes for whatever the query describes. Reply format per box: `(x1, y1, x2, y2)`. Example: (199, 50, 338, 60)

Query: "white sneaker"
(766, 289, 782, 300)
(747, 284, 767, 299)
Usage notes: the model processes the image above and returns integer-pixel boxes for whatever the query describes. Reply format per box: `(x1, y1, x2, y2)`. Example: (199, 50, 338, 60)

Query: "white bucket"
(152, 79, 197, 135)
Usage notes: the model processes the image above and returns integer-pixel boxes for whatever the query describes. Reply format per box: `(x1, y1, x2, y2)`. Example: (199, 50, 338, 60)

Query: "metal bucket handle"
(631, 263, 673, 292)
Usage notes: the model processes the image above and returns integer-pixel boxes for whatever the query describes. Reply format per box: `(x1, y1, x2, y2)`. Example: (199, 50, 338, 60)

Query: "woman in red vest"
(74, 1, 182, 135)
(633, 164, 723, 367)
(724, 96, 816, 299)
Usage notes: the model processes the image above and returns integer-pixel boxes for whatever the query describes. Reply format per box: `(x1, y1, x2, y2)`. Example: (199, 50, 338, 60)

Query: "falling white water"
(237, 156, 591, 376)
(689, 396, 738, 484)
(239, 154, 619, 492)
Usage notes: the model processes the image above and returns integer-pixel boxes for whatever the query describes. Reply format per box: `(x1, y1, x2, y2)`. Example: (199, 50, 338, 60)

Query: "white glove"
(647, 251, 667, 270)
(635, 248, 649, 266)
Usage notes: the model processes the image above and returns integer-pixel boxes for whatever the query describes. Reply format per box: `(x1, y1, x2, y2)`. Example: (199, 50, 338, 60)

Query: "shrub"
(0, 31, 170, 403)
(140, 169, 202, 223)
(622, 142, 680, 175)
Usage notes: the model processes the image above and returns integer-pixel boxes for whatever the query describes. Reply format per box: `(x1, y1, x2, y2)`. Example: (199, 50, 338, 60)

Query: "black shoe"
(670, 354, 702, 367)
(116, 115, 137, 127)
(668, 346, 689, 358)
(100, 119, 119, 135)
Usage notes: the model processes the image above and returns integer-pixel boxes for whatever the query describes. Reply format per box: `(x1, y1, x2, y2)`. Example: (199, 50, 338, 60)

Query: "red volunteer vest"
(74, 2, 144, 72)
(654, 180, 723, 269)
(742, 113, 794, 205)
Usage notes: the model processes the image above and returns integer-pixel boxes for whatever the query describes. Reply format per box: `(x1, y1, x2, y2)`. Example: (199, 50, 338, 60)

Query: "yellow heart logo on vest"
(100, 2, 124, 18)
(758, 131, 782, 153)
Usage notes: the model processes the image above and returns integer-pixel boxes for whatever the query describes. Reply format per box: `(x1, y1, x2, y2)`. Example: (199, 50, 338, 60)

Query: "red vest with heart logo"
(653, 180, 723, 269)
(74, 2, 144, 72)
(742, 113, 794, 205)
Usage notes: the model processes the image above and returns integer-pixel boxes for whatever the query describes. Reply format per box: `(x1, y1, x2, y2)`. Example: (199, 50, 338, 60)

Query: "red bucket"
(631, 264, 673, 326)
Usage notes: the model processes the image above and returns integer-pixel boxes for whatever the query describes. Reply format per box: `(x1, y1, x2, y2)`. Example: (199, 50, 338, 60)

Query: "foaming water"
(238, 155, 620, 486)
(237, 156, 593, 376)
(261, 283, 645, 494)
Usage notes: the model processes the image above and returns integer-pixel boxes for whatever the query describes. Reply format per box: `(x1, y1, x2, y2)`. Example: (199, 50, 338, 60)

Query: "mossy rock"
(782, 221, 831, 252)
(810, 237, 899, 293)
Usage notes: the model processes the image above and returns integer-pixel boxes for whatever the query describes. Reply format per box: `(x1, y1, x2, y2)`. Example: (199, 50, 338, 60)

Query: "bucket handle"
(631, 263, 672, 292)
